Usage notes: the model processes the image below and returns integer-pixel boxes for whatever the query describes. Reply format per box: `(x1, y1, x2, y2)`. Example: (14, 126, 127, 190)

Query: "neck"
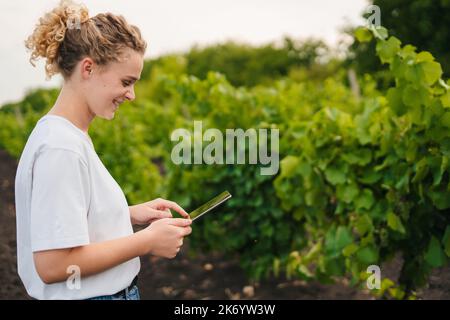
(47, 82, 96, 134)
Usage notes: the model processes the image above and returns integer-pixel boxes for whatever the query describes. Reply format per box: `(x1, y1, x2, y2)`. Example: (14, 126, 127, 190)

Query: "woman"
(15, 0, 192, 300)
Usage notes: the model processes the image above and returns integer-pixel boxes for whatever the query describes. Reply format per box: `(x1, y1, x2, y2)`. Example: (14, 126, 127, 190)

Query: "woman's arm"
(33, 218, 192, 284)
(34, 230, 148, 284)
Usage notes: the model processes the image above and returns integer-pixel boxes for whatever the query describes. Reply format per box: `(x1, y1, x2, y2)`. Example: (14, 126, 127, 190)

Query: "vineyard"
(1, 25, 449, 299)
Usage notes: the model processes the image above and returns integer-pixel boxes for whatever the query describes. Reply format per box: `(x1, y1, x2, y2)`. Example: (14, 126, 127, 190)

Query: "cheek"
(86, 86, 113, 113)
(104, 83, 125, 99)
(97, 85, 117, 104)
(85, 77, 123, 111)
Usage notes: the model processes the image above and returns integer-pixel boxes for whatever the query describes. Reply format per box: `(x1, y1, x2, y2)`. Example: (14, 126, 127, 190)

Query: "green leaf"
(380, 278, 395, 294)
(391, 56, 406, 79)
(432, 156, 448, 186)
(293, 208, 304, 221)
(387, 212, 406, 234)
(405, 141, 418, 162)
(273, 258, 280, 277)
(355, 189, 375, 210)
(354, 214, 373, 236)
(343, 243, 359, 257)
(441, 91, 450, 108)
(402, 85, 421, 107)
(424, 236, 447, 267)
(399, 44, 416, 59)
(356, 246, 379, 264)
(298, 264, 314, 278)
(325, 226, 353, 258)
(428, 188, 450, 210)
(324, 165, 346, 185)
(305, 190, 316, 206)
(376, 37, 401, 64)
(336, 226, 354, 251)
(297, 161, 312, 178)
(358, 169, 382, 184)
(416, 52, 434, 63)
(388, 287, 406, 300)
(304, 242, 322, 262)
(341, 149, 372, 166)
(443, 226, 450, 257)
(355, 27, 373, 42)
(420, 60, 443, 86)
(371, 26, 388, 40)
(439, 79, 450, 90)
(412, 158, 428, 183)
(336, 183, 360, 203)
(387, 87, 407, 116)
(404, 65, 421, 83)
(324, 257, 345, 277)
(280, 155, 300, 178)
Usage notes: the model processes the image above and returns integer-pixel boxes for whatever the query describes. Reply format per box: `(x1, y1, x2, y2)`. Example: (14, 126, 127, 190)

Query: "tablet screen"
(189, 191, 232, 222)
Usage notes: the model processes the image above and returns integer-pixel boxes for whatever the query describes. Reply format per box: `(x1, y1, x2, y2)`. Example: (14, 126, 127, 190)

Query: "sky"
(0, 0, 368, 106)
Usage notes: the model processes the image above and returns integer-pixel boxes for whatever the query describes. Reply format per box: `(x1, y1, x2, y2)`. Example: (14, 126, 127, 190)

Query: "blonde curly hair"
(25, 0, 147, 80)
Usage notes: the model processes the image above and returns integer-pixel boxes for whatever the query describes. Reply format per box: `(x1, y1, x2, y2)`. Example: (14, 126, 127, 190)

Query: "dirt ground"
(0, 148, 448, 300)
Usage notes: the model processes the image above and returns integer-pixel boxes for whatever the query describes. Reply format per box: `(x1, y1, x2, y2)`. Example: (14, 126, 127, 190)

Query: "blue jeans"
(88, 285, 141, 300)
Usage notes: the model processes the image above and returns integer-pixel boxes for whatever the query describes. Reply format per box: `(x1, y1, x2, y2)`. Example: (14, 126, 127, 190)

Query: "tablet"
(189, 191, 232, 222)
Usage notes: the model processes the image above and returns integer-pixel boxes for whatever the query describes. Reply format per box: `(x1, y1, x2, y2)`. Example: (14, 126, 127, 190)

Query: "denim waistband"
(113, 276, 138, 297)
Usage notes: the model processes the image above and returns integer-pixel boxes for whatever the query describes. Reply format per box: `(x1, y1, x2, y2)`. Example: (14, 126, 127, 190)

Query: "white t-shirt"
(15, 114, 140, 300)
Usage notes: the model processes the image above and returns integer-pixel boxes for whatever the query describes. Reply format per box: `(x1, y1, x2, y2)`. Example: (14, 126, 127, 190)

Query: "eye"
(122, 80, 131, 87)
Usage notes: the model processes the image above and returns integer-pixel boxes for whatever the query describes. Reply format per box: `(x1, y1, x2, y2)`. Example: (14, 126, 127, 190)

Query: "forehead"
(110, 49, 144, 77)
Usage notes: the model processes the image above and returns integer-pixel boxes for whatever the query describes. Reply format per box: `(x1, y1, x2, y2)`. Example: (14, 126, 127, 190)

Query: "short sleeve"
(30, 148, 91, 252)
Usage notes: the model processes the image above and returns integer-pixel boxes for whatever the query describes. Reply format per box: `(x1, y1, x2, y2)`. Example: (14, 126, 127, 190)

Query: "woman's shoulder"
(29, 115, 91, 159)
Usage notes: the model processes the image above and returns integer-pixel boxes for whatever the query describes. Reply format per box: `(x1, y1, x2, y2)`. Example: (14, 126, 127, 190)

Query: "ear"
(80, 57, 95, 79)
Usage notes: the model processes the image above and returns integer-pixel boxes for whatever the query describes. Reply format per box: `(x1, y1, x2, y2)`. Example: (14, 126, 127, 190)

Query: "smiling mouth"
(113, 100, 123, 108)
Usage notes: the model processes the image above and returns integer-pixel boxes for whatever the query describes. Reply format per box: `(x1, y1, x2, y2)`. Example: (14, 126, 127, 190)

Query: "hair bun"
(25, 0, 89, 79)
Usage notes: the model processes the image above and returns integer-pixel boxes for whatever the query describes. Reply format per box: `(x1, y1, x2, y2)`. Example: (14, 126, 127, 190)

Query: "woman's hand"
(141, 218, 192, 258)
(129, 198, 190, 225)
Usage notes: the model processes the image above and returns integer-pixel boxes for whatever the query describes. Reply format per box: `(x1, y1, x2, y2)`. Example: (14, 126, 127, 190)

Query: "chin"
(96, 112, 115, 120)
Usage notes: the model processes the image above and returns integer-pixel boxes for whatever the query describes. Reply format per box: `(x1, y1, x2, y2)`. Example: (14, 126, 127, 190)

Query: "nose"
(125, 86, 135, 101)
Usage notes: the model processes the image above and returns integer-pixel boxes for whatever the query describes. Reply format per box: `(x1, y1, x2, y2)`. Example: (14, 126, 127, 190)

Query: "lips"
(113, 99, 123, 108)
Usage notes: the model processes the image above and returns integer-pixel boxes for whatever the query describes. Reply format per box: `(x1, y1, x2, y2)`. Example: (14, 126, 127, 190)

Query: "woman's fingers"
(164, 208, 173, 217)
(167, 218, 192, 227)
(156, 199, 190, 218)
(183, 226, 192, 236)
(152, 209, 172, 219)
